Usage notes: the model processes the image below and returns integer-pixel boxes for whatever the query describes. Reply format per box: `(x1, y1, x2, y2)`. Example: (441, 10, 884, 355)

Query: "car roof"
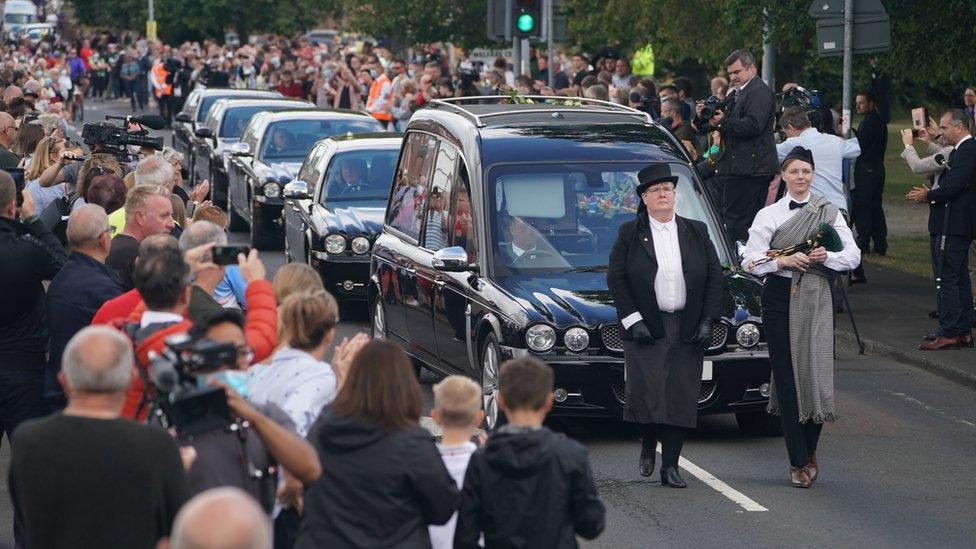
(328, 135, 403, 152)
(212, 98, 311, 110)
(412, 99, 686, 165)
(196, 88, 281, 98)
(259, 109, 375, 122)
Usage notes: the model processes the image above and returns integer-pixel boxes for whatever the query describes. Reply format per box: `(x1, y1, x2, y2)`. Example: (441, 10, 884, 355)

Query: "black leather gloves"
(631, 321, 655, 345)
(692, 318, 716, 351)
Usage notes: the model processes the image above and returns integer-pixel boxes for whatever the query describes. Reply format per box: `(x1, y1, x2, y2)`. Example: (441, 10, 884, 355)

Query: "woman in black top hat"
(608, 163, 725, 487)
(742, 146, 860, 488)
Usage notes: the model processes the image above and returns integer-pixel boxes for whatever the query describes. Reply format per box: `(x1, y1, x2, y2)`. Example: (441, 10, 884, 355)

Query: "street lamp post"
(147, 0, 157, 41)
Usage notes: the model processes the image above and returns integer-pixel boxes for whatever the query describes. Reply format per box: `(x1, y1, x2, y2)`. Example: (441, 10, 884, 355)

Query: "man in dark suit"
(908, 109, 976, 350)
(607, 164, 724, 488)
(695, 49, 778, 244)
(852, 87, 889, 263)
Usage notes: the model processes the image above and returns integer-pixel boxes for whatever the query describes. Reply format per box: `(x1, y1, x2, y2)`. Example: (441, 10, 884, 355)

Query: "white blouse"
(741, 193, 861, 279)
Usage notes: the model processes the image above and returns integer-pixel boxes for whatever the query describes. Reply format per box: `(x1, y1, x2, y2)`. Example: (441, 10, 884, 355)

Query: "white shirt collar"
(648, 215, 676, 231)
(140, 310, 184, 328)
(956, 134, 972, 150)
(799, 127, 819, 137)
(734, 74, 757, 92)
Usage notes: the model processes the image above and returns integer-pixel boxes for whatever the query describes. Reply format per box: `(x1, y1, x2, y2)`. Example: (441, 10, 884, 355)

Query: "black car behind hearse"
(369, 96, 778, 434)
(226, 109, 386, 249)
(282, 134, 402, 304)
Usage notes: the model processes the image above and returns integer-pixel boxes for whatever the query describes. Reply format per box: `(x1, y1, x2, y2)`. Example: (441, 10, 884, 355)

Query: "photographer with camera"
(694, 49, 778, 244)
(172, 307, 321, 512)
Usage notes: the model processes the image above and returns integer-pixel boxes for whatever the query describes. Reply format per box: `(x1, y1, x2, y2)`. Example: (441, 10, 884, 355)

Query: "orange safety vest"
(366, 73, 392, 122)
(151, 62, 172, 98)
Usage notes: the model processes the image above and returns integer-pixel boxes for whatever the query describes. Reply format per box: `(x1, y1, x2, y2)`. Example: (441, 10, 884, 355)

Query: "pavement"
(837, 262, 976, 388)
(2, 97, 972, 547)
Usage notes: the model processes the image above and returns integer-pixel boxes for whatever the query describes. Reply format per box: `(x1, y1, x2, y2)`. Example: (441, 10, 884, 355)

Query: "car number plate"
(701, 360, 713, 381)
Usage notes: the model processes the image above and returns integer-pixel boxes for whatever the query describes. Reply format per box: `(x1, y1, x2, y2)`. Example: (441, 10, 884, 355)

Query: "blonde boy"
(428, 375, 484, 549)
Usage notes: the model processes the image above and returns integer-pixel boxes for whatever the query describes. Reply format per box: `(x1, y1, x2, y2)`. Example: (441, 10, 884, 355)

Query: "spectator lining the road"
(454, 356, 606, 547)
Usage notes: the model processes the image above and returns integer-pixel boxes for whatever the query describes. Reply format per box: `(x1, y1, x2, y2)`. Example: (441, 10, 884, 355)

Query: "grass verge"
(863, 234, 931, 278)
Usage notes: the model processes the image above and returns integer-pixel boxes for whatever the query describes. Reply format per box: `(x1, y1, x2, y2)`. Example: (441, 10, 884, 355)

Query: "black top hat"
(635, 163, 679, 196)
(781, 146, 815, 170)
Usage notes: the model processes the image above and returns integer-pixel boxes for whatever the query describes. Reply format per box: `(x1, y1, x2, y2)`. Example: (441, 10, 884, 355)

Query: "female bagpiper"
(608, 164, 724, 488)
(742, 146, 861, 487)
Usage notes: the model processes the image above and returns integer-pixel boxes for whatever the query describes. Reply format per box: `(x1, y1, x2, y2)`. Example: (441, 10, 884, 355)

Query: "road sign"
(816, 15, 890, 56)
(808, 0, 886, 18)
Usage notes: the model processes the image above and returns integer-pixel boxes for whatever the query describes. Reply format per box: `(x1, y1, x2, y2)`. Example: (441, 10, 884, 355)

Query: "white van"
(2, 0, 39, 36)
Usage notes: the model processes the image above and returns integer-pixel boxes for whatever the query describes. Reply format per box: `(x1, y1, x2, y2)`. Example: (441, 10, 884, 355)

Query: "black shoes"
(660, 467, 687, 488)
(638, 447, 655, 477)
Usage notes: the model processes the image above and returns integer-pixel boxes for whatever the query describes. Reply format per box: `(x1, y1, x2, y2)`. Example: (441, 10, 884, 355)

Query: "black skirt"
(622, 312, 704, 428)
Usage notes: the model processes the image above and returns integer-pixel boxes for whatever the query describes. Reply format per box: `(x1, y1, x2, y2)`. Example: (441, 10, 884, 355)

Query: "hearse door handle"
(404, 266, 417, 275)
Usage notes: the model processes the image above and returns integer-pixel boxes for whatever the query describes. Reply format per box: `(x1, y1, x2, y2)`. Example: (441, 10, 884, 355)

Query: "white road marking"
(661, 443, 769, 512)
(422, 415, 769, 513)
(883, 390, 976, 429)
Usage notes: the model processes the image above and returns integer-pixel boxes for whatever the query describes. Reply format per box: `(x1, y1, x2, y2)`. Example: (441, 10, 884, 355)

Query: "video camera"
(775, 86, 832, 134)
(81, 114, 165, 160)
(146, 334, 237, 438)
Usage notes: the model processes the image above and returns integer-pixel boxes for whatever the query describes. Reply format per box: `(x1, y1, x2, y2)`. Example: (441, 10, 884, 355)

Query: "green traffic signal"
(516, 13, 535, 33)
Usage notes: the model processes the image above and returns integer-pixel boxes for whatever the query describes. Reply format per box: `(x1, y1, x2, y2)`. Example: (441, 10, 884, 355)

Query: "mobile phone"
(911, 107, 927, 137)
(8, 168, 25, 208)
(212, 245, 250, 265)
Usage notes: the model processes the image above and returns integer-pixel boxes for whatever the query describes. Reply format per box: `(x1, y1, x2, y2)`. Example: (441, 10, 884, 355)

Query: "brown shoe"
(791, 467, 812, 488)
(919, 336, 960, 350)
(804, 454, 818, 483)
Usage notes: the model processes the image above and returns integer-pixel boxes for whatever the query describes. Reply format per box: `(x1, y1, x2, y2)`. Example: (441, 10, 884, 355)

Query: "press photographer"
(153, 309, 321, 510)
(694, 49, 778, 243)
(124, 245, 319, 510)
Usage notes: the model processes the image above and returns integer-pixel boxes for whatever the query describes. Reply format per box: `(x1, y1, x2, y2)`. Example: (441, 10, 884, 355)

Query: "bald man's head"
(0, 112, 15, 148)
(2, 85, 23, 104)
(169, 488, 271, 549)
(67, 204, 111, 251)
(61, 326, 133, 394)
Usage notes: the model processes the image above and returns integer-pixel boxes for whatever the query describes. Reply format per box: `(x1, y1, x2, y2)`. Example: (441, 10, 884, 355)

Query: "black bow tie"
(789, 200, 806, 210)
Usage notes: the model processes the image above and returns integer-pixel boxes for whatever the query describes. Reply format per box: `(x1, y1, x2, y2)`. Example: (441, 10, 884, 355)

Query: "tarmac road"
(1, 98, 973, 548)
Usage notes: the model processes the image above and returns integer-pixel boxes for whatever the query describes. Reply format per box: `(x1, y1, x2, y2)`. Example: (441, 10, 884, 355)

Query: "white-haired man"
(9, 326, 188, 548)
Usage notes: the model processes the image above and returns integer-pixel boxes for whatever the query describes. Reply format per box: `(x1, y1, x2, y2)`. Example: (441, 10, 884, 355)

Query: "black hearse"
(369, 97, 777, 433)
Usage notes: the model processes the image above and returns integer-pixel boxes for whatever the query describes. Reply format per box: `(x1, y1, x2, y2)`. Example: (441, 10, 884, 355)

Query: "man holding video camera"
(695, 49, 778, 244)
(123, 240, 319, 510)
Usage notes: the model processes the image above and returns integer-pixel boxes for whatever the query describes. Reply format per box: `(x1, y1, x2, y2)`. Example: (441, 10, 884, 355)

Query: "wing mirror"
(194, 127, 213, 139)
(174, 112, 192, 123)
(230, 142, 252, 157)
(432, 246, 477, 272)
(282, 180, 311, 200)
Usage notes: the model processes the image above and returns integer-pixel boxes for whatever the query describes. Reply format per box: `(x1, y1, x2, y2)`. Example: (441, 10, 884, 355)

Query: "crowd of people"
(0, 13, 974, 548)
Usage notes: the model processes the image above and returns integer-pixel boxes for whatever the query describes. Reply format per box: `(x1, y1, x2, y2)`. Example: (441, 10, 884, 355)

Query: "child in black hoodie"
(454, 357, 606, 548)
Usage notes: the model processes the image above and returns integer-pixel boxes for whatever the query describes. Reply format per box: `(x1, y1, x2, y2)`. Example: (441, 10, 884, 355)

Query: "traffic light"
(512, 0, 541, 38)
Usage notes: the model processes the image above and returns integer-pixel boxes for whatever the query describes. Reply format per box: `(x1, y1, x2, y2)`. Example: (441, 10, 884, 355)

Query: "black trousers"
(931, 235, 975, 337)
(851, 161, 887, 254)
(637, 422, 685, 469)
(761, 275, 824, 468)
(719, 174, 772, 244)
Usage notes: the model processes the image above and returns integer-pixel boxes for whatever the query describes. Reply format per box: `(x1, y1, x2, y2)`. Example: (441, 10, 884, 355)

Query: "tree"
(340, 0, 486, 50)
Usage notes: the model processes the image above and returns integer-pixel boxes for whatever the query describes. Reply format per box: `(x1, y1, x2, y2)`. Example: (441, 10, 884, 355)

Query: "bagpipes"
(746, 222, 843, 270)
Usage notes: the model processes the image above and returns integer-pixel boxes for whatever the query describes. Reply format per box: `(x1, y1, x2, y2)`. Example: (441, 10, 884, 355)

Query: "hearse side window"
(450, 163, 477, 263)
(386, 133, 436, 240)
(421, 142, 458, 251)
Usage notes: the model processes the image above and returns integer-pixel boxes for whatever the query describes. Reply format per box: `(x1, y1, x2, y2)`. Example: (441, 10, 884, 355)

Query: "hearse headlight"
(563, 327, 590, 352)
(525, 324, 556, 352)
